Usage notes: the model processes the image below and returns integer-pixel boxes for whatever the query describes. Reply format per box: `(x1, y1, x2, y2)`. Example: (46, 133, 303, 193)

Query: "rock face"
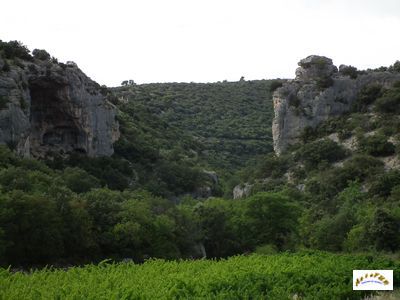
(0, 57, 119, 158)
(233, 183, 252, 199)
(272, 55, 400, 155)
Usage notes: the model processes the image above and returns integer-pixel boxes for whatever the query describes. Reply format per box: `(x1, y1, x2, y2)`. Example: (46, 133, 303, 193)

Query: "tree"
(339, 65, 358, 79)
(0, 40, 32, 60)
(310, 209, 355, 251)
(245, 192, 301, 250)
(194, 199, 237, 257)
(358, 134, 395, 157)
(48, 184, 96, 260)
(375, 85, 400, 114)
(63, 167, 100, 193)
(370, 209, 400, 252)
(389, 60, 400, 72)
(295, 139, 347, 170)
(83, 189, 123, 256)
(0, 191, 64, 265)
(121, 80, 135, 86)
(32, 49, 51, 61)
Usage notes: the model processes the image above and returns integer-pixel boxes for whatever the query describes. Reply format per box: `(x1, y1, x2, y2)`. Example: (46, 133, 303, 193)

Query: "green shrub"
(353, 84, 383, 112)
(305, 155, 384, 203)
(295, 139, 347, 169)
(269, 80, 283, 93)
(369, 208, 400, 251)
(389, 60, 400, 72)
(358, 134, 395, 156)
(0, 40, 32, 60)
(254, 244, 278, 254)
(369, 170, 400, 197)
(252, 154, 289, 179)
(62, 167, 101, 193)
(339, 65, 358, 79)
(245, 192, 301, 250)
(300, 126, 318, 143)
(311, 210, 355, 251)
(316, 76, 334, 89)
(32, 49, 51, 61)
(375, 85, 400, 113)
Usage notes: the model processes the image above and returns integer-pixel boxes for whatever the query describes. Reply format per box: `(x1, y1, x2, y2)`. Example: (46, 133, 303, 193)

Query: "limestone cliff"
(0, 54, 119, 158)
(272, 55, 400, 155)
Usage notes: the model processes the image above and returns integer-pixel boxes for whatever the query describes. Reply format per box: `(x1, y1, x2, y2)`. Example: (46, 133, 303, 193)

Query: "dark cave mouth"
(29, 81, 87, 156)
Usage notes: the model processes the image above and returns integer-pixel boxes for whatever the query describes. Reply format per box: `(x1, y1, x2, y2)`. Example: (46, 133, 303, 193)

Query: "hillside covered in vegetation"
(235, 59, 400, 253)
(0, 40, 399, 285)
(110, 80, 278, 173)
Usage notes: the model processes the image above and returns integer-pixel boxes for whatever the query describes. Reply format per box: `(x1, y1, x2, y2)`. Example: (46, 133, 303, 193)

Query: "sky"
(1, 0, 400, 86)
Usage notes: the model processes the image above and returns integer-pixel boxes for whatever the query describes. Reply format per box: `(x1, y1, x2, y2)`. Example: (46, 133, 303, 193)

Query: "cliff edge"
(0, 43, 119, 158)
(272, 55, 400, 155)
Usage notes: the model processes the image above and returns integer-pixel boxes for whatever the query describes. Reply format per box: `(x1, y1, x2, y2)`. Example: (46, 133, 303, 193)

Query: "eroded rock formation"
(272, 55, 400, 155)
(0, 56, 119, 158)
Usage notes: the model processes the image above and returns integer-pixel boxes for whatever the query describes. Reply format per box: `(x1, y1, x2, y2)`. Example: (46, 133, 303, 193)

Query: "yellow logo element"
(355, 272, 390, 287)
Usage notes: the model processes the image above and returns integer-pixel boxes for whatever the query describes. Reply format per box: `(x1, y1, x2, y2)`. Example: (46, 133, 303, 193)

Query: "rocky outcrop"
(233, 183, 252, 199)
(272, 55, 400, 155)
(0, 55, 119, 158)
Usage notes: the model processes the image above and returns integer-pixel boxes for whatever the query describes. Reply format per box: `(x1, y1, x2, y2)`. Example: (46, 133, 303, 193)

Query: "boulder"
(233, 183, 252, 199)
(295, 55, 338, 82)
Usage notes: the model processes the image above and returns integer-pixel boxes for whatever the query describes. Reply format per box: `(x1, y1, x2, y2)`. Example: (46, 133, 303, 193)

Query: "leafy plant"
(0, 40, 32, 60)
(358, 134, 395, 157)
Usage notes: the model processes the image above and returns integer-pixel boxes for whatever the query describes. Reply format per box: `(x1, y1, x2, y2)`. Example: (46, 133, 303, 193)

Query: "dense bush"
(369, 170, 400, 197)
(269, 79, 284, 92)
(32, 49, 51, 61)
(305, 155, 383, 204)
(295, 139, 347, 169)
(0, 146, 307, 266)
(244, 192, 301, 250)
(389, 60, 400, 72)
(375, 84, 400, 113)
(0, 40, 32, 60)
(316, 76, 334, 89)
(358, 134, 395, 157)
(252, 154, 288, 179)
(339, 65, 358, 79)
(353, 84, 383, 112)
(370, 208, 400, 252)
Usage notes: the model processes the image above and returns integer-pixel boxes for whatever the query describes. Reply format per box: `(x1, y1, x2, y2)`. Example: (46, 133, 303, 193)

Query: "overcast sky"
(1, 0, 400, 86)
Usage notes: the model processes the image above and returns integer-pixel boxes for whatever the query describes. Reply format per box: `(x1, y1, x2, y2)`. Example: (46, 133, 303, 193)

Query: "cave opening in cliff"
(29, 81, 87, 156)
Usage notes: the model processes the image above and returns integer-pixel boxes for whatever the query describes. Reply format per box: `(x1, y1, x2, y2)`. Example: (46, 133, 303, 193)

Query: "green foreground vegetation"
(1, 252, 398, 300)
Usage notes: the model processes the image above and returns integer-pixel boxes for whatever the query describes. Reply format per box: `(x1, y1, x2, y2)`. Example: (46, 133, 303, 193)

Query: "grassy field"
(0, 251, 398, 300)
